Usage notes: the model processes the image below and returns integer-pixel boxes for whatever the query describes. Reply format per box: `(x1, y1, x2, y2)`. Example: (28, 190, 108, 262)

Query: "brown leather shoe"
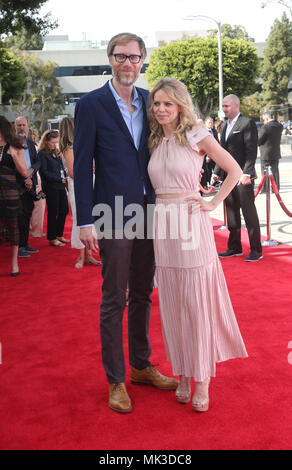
(131, 365, 178, 390)
(108, 383, 132, 413)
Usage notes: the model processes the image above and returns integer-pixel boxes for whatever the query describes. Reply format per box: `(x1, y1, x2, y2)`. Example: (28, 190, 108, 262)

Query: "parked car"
(283, 121, 292, 128)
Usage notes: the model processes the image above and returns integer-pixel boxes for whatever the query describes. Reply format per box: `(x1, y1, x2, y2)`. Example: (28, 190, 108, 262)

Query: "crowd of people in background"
(0, 107, 288, 277)
(1, 29, 291, 420)
(0, 115, 101, 276)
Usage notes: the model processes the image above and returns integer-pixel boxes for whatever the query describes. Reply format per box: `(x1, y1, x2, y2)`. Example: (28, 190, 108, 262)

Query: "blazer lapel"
(220, 121, 228, 145)
(227, 114, 242, 140)
(99, 82, 136, 148)
(137, 89, 149, 151)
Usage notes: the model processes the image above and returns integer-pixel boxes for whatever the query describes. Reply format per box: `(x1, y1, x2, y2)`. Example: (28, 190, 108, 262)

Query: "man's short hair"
(263, 111, 272, 120)
(224, 94, 240, 105)
(107, 32, 147, 59)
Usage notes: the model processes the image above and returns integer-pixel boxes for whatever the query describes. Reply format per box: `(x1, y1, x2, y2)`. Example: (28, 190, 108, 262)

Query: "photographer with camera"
(15, 116, 42, 258)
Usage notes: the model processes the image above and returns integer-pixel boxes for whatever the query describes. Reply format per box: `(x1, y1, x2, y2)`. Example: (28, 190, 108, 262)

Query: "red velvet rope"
(200, 173, 266, 197)
(199, 184, 216, 194)
(254, 173, 266, 198)
(199, 172, 292, 221)
(269, 173, 292, 218)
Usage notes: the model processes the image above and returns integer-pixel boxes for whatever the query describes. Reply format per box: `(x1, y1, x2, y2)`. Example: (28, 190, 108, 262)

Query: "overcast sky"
(40, 0, 288, 44)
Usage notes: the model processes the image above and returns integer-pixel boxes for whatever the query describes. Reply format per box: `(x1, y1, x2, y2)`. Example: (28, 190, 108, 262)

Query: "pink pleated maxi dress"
(148, 126, 248, 381)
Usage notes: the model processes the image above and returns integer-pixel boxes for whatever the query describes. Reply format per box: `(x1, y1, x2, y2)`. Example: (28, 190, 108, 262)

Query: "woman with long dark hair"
(0, 115, 28, 276)
(38, 130, 69, 246)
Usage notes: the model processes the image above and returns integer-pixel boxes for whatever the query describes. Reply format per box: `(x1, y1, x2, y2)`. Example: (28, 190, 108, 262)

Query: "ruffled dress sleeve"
(186, 126, 211, 152)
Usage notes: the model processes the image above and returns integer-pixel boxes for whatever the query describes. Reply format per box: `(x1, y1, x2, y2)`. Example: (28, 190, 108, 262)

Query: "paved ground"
(206, 147, 292, 246)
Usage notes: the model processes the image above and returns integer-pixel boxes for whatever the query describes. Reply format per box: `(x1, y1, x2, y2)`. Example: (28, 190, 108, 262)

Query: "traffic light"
(64, 95, 69, 105)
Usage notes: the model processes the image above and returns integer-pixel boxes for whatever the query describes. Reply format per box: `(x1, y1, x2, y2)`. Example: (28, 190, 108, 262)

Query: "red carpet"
(0, 217, 292, 450)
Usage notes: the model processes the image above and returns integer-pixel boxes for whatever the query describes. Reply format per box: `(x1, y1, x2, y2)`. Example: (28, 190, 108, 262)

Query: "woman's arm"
(9, 146, 28, 178)
(188, 135, 242, 212)
(63, 147, 74, 179)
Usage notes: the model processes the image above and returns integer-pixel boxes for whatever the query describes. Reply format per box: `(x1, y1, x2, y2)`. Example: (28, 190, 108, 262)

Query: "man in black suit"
(212, 94, 263, 262)
(258, 112, 283, 191)
(15, 116, 40, 258)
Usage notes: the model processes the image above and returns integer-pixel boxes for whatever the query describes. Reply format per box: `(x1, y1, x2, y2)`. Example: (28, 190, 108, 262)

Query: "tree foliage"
(0, 1, 57, 37)
(10, 53, 65, 132)
(146, 37, 259, 117)
(261, 12, 292, 109)
(0, 46, 26, 103)
(3, 26, 44, 51)
(240, 93, 264, 120)
(207, 24, 254, 42)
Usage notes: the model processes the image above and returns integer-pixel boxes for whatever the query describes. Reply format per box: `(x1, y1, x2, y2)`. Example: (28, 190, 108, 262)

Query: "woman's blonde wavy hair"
(148, 77, 199, 151)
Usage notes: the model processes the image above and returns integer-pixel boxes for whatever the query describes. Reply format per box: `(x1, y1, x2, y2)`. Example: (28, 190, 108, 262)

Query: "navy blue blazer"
(73, 81, 155, 228)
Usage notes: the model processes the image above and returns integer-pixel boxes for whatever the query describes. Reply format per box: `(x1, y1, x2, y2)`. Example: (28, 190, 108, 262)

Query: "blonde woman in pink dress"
(147, 78, 248, 412)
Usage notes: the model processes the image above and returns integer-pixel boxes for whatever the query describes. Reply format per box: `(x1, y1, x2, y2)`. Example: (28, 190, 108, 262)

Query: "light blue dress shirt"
(23, 137, 31, 170)
(80, 81, 145, 227)
(108, 79, 143, 150)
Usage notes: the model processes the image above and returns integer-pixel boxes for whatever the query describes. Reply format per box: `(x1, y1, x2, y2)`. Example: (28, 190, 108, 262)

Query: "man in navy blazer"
(74, 33, 178, 413)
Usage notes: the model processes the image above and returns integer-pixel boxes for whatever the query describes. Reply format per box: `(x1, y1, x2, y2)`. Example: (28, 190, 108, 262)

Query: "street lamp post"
(261, 0, 292, 17)
(184, 15, 224, 118)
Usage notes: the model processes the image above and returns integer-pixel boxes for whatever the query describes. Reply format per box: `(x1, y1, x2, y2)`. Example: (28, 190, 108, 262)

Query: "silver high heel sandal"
(175, 376, 192, 404)
(192, 378, 210, 412)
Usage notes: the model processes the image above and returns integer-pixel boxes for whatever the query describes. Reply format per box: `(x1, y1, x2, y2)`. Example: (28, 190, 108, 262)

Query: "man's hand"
(210, 174, 220, 186)
(80, 226, 99, 253)
(239, 175, 251, 186)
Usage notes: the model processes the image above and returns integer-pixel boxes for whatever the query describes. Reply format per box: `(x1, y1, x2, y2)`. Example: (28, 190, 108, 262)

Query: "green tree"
(10, 53, 65, 132)
(208, 24, 254, 42)
(0, 1, 57, 37)
(0, 45, 26, 103)
(4, 26, 44, 51)
(240, 93, 264, 120)
(261, 13, 292, 111)
(146, 37, 259, 117)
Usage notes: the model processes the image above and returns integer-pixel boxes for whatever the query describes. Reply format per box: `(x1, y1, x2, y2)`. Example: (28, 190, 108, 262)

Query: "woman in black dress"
(38, 130, 69, 246)
(0, 116, 28, 276)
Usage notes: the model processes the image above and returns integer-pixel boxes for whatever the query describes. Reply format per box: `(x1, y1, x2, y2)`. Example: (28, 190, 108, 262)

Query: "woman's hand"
(185, 194, 217, 213)
(25, 177, 33, 191)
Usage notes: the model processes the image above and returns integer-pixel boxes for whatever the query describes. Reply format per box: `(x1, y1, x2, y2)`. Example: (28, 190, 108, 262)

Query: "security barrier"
(199, 165, 292, 245)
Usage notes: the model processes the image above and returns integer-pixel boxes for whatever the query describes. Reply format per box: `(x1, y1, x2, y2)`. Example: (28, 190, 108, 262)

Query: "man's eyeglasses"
(112, 54, 142, 64)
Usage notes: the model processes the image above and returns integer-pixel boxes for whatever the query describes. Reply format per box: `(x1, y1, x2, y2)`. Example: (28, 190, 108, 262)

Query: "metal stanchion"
(212, 181, 228, 230)
(213, 200, 228, 230)
(262, 166, 281, 247)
